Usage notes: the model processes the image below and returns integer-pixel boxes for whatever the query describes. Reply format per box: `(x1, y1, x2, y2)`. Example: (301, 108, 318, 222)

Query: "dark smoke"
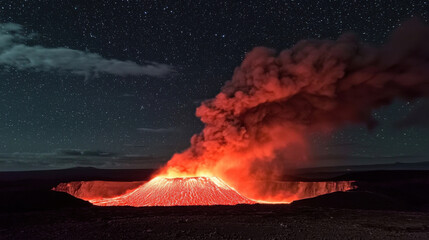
(161, 18, 429, 201)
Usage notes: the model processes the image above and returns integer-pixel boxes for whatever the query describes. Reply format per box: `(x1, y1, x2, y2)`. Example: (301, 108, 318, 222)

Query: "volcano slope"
(90, 177, 255, 206)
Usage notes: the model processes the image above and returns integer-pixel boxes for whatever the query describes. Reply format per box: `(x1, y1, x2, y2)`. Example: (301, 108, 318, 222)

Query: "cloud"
(0, 23, 174, 81)
(136, 127, 178, 133)
(56, 149, 116, 157)
(0, 149, 167, 171)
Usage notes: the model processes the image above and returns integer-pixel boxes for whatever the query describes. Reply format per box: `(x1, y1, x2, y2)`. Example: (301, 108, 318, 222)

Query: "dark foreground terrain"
(1, 205, 429, 239)
(1, 166, 429, 239)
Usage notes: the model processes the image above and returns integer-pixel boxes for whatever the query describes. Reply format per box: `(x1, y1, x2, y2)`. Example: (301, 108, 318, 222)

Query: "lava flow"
(90, 177, 255, 207)
(54, 177, 355, 206)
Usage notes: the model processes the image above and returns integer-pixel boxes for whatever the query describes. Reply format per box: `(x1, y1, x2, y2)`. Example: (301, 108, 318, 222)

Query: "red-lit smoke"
(158, 18, 429, 201)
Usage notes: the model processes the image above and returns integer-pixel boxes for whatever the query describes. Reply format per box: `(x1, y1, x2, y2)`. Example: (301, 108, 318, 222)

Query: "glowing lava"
(90, 176, 255, 206)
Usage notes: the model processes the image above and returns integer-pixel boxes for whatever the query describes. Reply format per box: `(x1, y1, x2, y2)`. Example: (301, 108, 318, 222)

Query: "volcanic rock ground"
(1, 167, 429, 239)
(1, 205, 429, 239)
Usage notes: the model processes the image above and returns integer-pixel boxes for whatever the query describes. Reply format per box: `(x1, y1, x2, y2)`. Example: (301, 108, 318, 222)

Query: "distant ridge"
(2, 161, 428, 182)
(298, 161, 429, 173)
(0, 167, 155, 182)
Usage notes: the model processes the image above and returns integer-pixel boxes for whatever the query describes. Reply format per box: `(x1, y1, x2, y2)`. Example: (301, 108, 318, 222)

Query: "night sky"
(1, 1, 428, 170)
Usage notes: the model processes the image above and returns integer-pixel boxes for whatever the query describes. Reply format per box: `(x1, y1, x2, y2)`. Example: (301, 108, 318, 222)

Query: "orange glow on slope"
(90, 177, 255, 207)
(56, 177, 356, 206)
(53, 181, 144, 200)
(236, 180, 356, 203)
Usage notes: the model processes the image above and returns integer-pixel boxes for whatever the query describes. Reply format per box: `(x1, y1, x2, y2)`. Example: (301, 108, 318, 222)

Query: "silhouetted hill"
(0, 167, 155, 182)
(299, 161, 429, 174)
(293, 170, 429, 211)
(331, 170, 429, 182)
(291, 191, 406, 210)
(0, 190, 91, 212)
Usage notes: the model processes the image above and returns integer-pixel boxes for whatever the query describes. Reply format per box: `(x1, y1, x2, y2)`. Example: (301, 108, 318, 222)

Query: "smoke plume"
(159, 18, 429, 201)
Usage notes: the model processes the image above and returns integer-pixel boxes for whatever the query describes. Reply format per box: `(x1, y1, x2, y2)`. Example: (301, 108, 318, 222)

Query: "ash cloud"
(161, 18, 429, 201)
(0, 23, 174, 81)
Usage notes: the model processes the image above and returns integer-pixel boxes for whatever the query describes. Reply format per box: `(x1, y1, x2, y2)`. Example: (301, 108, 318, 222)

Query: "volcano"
(89, 177, 255, 206)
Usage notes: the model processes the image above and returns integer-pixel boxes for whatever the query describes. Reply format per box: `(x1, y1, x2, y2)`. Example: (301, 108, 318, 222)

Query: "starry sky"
(0, 1, 428, 170)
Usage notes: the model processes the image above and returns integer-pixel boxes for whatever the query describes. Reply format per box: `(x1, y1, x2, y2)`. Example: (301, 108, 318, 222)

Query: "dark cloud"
(0, 23, 174, 81)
